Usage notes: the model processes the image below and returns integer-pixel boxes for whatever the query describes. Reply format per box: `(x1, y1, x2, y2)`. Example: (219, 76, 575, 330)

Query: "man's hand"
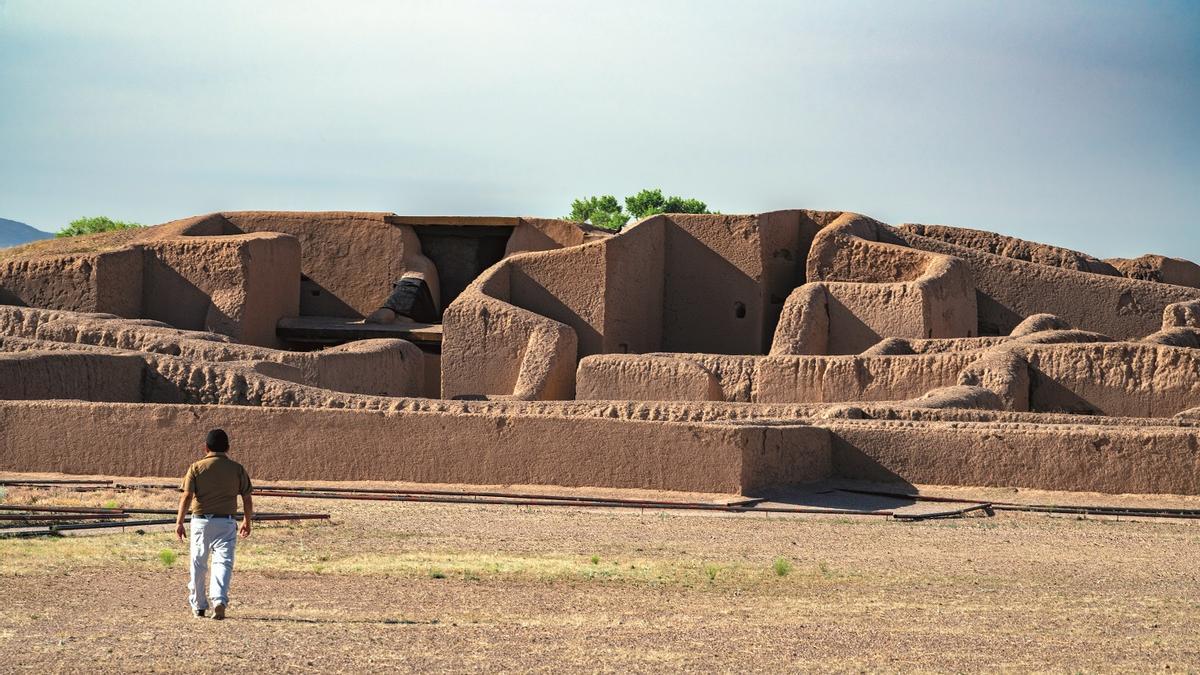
(175, 491, 193, 543)
(239, 518, 251, 538)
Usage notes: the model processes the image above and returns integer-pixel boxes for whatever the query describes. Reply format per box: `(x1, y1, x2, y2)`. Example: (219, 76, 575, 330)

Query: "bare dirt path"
(2, 477, 1199, 672)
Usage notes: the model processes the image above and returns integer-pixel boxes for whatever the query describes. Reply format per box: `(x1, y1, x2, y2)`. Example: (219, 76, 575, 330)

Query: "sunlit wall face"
(1, 0, 1197, 260)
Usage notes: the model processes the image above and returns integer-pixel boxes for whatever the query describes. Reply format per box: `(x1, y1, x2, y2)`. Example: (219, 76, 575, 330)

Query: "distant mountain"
(0, 218, 53, 248)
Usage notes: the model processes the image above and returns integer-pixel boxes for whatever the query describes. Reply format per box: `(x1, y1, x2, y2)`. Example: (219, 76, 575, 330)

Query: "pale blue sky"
(1, 1, 1197, 260)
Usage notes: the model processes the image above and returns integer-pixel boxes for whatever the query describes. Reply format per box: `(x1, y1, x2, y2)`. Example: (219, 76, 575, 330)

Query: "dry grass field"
(1, 476, 1199, 672)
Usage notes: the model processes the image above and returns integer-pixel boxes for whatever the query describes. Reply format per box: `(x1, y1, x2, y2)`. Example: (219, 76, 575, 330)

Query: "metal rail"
(0, 479, 114, 486)
(2, 480, 898, 517)
(250, 489, 897, 516)
(111, 482, 781, 510)
(0, 513, 129, 522)
(837, 488, 1200, 520)
(0, 512, 331, 538)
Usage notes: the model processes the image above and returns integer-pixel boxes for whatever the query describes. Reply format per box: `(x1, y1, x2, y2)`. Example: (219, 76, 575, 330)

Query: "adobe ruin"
(1, 210, 1198, 495)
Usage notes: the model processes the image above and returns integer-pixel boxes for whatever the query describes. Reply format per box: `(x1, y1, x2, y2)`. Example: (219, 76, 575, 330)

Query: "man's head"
(205, 428, 230, 453)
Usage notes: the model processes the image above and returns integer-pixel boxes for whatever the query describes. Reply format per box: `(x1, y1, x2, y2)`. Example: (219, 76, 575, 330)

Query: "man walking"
(174, 429, 253, 620)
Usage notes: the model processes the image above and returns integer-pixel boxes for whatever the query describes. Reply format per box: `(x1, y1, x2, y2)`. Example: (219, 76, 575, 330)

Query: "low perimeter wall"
(827, 420, 1200, 495)
(2, 402, 1196, 495)
(0, 401, 831, 494)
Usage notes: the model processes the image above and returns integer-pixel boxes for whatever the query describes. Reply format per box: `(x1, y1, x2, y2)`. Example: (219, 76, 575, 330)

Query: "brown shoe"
(212, 603, 226, 620)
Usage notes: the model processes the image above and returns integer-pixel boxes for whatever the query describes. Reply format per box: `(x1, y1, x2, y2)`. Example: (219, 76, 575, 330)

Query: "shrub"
(567, 196, 627, 231)
(772, 557, 791, 577)
(565, 188, 713, 231)
(57, 216, 143, 238)
(624, 188, 710, 219)
(158, 549, 178, 566)
(704, 563, 721, 581)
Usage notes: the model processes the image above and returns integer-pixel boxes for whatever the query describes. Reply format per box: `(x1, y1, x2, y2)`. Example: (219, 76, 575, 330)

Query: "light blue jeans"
(188, 516, 238, 610)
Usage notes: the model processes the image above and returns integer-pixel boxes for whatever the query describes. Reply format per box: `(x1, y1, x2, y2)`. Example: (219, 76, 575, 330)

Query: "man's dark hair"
(206, 428, 230, 453)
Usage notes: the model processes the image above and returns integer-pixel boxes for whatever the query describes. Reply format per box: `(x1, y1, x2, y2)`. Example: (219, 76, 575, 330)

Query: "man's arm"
(175, 491, 193, 542)
(239, 492, 253, 538)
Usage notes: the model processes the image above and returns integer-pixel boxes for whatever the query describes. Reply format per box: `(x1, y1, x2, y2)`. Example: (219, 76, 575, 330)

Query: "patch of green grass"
(704, 563, 721, 581)
(430, 569, 446, 579)
(773, 557, 792, 577)
(102, 500, 119, 510)
(157, 549, 178, 567)
(590, 554, 600, 565)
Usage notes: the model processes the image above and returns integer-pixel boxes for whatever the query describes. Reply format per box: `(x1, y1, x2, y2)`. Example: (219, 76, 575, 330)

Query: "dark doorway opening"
(413, 225, 515, 317)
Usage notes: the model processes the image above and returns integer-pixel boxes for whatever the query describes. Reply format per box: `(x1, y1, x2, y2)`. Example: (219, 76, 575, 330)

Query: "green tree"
(566, 195, 628, 231)
(57, 216, 143, 238)
(566, 188, 713, 231)
(625, 189, 710, 219)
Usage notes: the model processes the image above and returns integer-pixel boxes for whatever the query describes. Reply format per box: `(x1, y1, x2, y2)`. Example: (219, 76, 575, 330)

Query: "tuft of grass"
(704, 564, 721, 581)
(102, 500, 119, 510)
(429, 569, 446, 579)
(773, 557, 792, 577)
(590, 554, 600, 565)
(157, 549, 178, 567)
(818, 561, 833, 578)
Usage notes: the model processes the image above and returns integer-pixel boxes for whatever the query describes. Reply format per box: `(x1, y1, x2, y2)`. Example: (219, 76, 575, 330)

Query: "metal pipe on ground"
(0, 513, 130, 522)
(8, 481, 897, 516)
(837, 488, 1200, 520)
(1, 513, 331, 538)
(250, 489, 897, 517)
(891, 503, 995, 522)
(247, 483, 752, 508)
(0, 479, 114, 486)
(0, 504, 306, 518)
(0, 504, 125, 514)
(114, 482, 765, 509)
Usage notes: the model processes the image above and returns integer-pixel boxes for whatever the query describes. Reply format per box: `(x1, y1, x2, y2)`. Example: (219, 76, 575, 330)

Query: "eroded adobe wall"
(305, 339, 425, 398)
(577, 352, 977, 404)
(774, 214, 977, 355)
(0, 351, 143, 402)
(442, 210, 834, 399)
(0, 401, 832, 493)
(441, 264, 578, 400)
(441, 219, 666, 399)
(0, 247, 143, 316)
(140, 233, 301, 347)
(660, 214, 766, 354)
(895, 225, 1200, 338)
(1107, 255, 1200, 288)
(2, 396, 1195, 495)
(903, 224, 1121, 276)
(752, 353, 978, 404)
(220, 211, 421, 318)
(494, 218, 666, 358)
(1020, 343, 1200, 417)
(827, 420, 1200, 495)
(576, 354, 724, 402)
(0, 307, 425, 398)
(659, 210, 835, 355)
(504, 218, 590, 257)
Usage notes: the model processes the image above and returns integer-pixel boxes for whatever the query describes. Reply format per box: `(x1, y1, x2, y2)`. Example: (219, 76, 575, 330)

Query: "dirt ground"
(1, 474, 1199, 673)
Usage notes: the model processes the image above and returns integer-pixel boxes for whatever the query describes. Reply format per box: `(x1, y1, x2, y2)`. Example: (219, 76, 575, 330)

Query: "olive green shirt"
(181, 453, 252, 516)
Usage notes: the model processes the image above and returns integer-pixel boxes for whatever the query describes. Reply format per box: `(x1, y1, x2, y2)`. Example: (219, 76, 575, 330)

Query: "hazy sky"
(1, 1, 1197, 259)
